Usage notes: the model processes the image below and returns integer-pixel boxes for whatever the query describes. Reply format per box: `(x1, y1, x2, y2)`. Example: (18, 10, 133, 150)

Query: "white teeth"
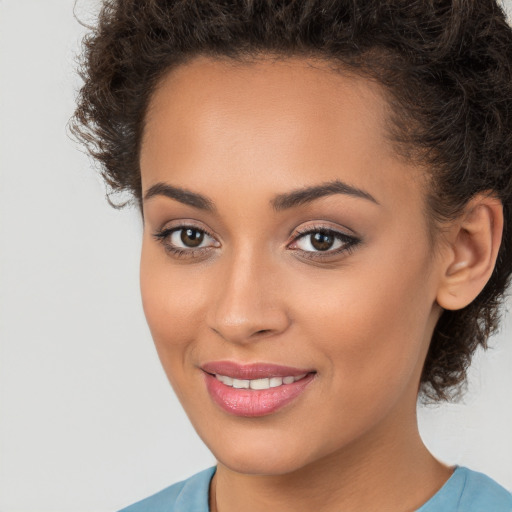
(215, 373, 308, 390)
(232, 378, 249, 389)
(269, 377, 283, 387)
(250, 378, 270, 390)
(217, 375, 234, 386)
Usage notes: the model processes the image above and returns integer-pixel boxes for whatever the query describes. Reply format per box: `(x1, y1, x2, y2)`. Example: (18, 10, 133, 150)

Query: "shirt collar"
(175, 466, 217, 512)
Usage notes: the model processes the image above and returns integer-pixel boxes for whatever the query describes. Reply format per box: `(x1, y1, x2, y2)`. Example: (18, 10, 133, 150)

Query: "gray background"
(0, 1, 511, 510)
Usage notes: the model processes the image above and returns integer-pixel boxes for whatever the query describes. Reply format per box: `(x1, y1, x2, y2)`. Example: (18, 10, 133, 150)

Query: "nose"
(206, 248, 291, 345)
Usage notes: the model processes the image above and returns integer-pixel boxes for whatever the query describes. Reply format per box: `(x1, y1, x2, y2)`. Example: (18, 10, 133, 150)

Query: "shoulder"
(116, 466, 216, 512)
(458, 467, 512, 512)
(418, 466, 512, 512)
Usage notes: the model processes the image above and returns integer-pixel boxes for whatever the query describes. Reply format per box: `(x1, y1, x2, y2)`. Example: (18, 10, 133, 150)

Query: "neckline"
(183, 465, 466, 512)
(415, 465, 465, 511)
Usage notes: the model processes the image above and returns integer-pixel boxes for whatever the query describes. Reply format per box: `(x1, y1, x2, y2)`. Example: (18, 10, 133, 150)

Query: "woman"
(72, 1, 512, 510)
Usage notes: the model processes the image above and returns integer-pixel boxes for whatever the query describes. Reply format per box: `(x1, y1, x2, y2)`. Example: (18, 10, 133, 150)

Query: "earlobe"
(436, 194, 503, 311)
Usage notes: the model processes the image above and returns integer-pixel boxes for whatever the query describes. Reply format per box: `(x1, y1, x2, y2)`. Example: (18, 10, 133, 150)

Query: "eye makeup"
(152, 220, 361, 262)
(152, 222, 220, 260)
(288, 224, 361, 261)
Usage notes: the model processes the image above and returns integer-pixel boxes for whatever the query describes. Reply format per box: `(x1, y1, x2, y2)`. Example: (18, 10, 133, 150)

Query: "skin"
(138, 55, 503, 512)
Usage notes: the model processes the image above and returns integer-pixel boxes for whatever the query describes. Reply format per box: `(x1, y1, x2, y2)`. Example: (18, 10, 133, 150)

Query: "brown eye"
(310, 232, 334, 251)
(152, 224, 220, 258)
(290, 226, 360, 259)
(181, 228, 204, 247)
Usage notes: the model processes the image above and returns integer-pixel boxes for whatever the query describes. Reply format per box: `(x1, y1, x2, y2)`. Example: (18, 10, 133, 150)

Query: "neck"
(210, 406, 452, 512)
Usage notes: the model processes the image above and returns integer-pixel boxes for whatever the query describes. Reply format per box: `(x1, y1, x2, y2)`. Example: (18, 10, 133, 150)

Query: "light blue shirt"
(117, 465, 512, 512)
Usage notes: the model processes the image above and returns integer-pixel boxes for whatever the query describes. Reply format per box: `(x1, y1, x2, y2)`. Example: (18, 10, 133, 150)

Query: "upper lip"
(201, 361, 315, 379)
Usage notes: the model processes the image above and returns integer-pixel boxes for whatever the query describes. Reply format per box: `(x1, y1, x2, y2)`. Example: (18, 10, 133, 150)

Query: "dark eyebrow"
(143, 178, 379, 213)
(143, 182, 216, 212)
(271, 179, 379, 211)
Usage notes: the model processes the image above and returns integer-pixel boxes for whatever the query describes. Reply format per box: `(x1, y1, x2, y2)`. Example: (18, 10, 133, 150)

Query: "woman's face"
(139, 55, 444, 475)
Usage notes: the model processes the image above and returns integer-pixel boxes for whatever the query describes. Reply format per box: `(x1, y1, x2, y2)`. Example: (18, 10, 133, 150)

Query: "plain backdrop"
(0, 1, 511, 511)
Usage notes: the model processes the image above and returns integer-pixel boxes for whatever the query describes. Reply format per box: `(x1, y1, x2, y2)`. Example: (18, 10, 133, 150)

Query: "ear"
(436, 193, 503, 311)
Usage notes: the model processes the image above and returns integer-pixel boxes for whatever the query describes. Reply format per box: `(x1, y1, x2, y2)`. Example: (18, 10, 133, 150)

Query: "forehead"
(141, 55, 424, 212)
(143, 55, 390, 154)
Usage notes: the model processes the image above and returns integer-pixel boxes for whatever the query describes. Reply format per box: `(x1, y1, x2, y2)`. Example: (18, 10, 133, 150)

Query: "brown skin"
(139, 56, 503, 512)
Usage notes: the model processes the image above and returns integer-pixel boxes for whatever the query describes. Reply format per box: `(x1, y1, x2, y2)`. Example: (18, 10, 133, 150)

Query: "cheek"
(140, 248, 213, 416)
(290, 237, 436, 408)
(139, 240, 207, 367)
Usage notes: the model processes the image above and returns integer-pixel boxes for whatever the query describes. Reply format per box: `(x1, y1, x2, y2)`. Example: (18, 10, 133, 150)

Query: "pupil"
(181, 228, 204, 247)
(311, 232, 334, 251)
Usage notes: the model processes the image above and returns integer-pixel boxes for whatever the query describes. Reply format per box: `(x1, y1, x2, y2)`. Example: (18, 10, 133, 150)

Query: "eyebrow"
(144, 182, 216, 212)
(143, 179, 379, 212)
(271, 179, 379, 211)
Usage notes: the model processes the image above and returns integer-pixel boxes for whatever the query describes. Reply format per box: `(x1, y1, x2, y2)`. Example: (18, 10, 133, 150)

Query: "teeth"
(232, 378, 249, 389)
(217, 375, 234, 386)
(270, 377, 283, 387)
(215, 373, 307, 390)
(250, 378, 270, 390)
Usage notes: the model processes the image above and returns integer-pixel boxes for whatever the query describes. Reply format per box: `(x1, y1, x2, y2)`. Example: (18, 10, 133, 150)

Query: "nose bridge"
(207, 241, 289, 344)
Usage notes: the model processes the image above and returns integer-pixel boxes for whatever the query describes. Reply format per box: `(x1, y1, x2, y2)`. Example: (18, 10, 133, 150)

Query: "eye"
(152, 224, 220, 258)
(170, 227, 208, 248)
(295, 230, 342, 252)
(289, 225, 360, 260)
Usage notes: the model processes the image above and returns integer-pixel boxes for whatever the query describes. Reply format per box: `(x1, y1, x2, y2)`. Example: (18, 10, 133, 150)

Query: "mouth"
(201, 361, 316, 417)
(213, 373, 308, 390)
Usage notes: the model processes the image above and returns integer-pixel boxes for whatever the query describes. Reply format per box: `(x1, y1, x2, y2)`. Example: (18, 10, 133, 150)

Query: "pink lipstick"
(201, 361, 316, 417)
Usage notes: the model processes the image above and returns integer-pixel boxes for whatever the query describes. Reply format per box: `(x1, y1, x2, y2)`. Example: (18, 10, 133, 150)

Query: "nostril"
(208, 307, 291, 344)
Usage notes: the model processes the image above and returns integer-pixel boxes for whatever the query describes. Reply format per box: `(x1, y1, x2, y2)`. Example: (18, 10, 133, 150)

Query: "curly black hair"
(71, 0, 512, 402)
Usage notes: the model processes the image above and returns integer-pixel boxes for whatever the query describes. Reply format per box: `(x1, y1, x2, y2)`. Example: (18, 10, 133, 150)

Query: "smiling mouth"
(213, 373, 309, 390)
(201, 361, 316, 417)
(201, 360, 315, 379)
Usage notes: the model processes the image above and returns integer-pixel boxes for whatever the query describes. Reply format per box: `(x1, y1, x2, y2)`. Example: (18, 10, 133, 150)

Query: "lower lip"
(203, 372, 316, 417)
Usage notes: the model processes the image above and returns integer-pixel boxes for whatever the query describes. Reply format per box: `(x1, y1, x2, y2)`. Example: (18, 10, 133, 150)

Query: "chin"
(198, 425, 320, 476)
(215, 448, 308, 476)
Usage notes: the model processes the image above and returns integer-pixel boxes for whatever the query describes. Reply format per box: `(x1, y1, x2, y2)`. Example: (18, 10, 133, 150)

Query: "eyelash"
(152, 224, 218, 260)
(290, 224, 361, 261)
(152, 223, 361, 261)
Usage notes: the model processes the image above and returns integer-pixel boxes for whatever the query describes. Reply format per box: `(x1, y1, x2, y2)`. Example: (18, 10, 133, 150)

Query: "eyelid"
(152, 221, 221, 259)
(154, 219, 219, 241)
(288, 221, 358, 243)
(287, 222, 361, 259)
